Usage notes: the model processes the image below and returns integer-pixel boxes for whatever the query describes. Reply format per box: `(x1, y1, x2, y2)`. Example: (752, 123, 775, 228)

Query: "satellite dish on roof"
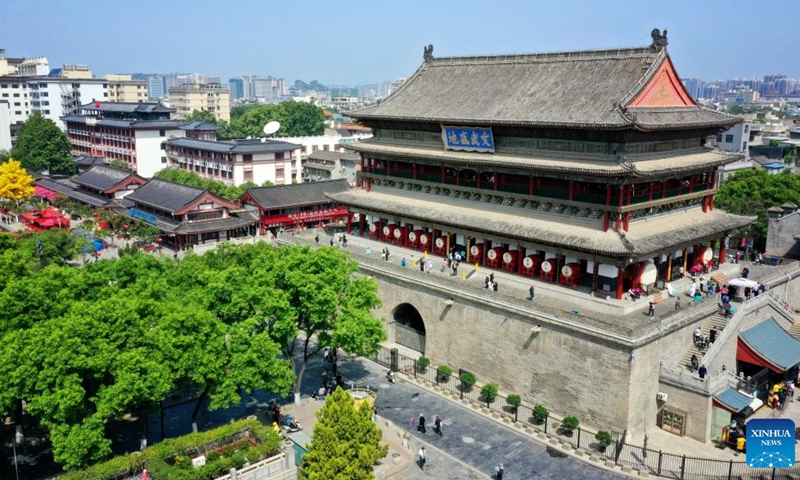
(263, 121, 280, 136)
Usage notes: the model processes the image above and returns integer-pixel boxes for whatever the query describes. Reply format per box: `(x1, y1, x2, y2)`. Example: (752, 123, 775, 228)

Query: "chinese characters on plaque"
(441, 125, 494, 153)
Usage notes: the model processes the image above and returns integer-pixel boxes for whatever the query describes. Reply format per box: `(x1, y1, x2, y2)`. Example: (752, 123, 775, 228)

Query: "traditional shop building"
(239, 179, 351, 235)
(121, 178, 258, 250)
(332, 32, 754, 300)
(35, 165, 147, 208)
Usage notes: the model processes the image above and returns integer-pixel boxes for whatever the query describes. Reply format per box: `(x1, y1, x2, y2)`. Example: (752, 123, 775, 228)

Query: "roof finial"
(649, 29, 668, 52)
(423, 44, 434, 62)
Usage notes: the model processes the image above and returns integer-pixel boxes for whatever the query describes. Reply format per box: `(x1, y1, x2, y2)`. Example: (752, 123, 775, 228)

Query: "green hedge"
(59, 419, 282, 480)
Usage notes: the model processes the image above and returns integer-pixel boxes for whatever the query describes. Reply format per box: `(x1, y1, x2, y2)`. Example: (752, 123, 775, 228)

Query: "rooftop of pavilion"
(349, 31, 739, 132)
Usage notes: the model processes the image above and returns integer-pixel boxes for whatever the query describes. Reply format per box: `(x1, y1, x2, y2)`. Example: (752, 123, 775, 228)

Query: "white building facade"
(164, 137, 302, 186)
(715, 121, 752, 182)
(28, 78, 107, 129)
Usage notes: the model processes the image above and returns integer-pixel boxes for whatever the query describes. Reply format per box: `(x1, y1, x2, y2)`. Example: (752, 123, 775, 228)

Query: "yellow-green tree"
(0, 158, 35, 203)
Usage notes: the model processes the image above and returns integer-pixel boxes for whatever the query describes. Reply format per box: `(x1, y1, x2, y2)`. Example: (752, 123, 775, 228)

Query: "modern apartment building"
(147, 76, 166, 99)
(28, 78, 107, 129)
(163, 137, 301, 186)
(0, 101, 11, 150)
(0, 76, 30, 143)
(716, 121, 753, 181)
(105, 75, 149, 102)
(168, 82, 230, 122)
(228, 78, 244, 100)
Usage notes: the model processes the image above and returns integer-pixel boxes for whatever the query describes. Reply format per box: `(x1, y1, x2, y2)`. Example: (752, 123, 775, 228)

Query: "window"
(13, 93, 19, 97)
(14, 111, 21, 115)
(301, 146, 306, 154)
(11, 84, 19, 88)
(716, 135, 722, 143)
(244, 170, 253, 181)
(43, 110, 50, 114)
(13, 102, 20, 106)
(42, 92, 48, 97)
(161, 156, 168, 164)
(725, 135, 734, 143)
(1, 93, 6, 97)
(243, 154, 253, 163)
(0, 84, 6, 88)
(159, 130, 165, 136)
(312, 145, 318, 152)
(744, 125, 749, 133)
(742, 142, 747, 151)
(323, 144, 329, 151)
(275, 152, 284, 160)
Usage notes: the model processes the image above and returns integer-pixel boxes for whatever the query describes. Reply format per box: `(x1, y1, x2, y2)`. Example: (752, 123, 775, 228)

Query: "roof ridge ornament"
(649, 29, 668, 52)
(423, 44, 434, 63)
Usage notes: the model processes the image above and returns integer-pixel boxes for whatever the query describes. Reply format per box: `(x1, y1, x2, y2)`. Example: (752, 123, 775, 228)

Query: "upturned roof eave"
(348, 112, 635, 131)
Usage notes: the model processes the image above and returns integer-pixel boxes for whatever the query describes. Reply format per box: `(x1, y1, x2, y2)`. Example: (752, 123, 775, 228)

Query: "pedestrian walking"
(418, 413, 426, 434)
(385, 247, 389, 262)
(315, 234, 319, 245)
(495, 463, 504, 480)
(674, 297, 681, 311)
(372, 405, 378, 422)
(648, 300, 655, 318)
(426, 259, 433, 272)
(322, 371, 328, 387)
(698, 364, 707, 379)
(679, 265, 684, 279)
(366, 247, 372, 257)
(418, 447, 426, 469)
(323, 347, 330, 363)
(493, 281, 498, 292)
(434, 415, 442, 436)
(529, 285, 535, 301)
(485, 276, 490, 289)
(332, 361, 338, 377)
(329, 238, 334, 246)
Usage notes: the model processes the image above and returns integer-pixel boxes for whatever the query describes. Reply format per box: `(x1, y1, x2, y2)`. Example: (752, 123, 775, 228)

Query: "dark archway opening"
(393, 303, 426, 354)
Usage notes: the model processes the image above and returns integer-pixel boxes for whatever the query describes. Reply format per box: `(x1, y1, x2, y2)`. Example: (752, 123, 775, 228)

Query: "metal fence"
(372, 345, 800, 480)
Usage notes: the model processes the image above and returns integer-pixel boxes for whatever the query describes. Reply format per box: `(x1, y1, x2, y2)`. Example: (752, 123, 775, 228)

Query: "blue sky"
(2, 0, 798, 84)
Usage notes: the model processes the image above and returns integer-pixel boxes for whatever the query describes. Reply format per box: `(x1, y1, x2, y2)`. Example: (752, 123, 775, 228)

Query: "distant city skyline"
(3, 0, 799, 85)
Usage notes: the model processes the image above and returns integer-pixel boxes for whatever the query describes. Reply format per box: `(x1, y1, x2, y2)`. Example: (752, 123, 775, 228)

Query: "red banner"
(260, 206, 348, 228)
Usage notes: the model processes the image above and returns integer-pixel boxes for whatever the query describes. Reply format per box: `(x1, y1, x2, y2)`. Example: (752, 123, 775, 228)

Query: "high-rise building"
(681, 78, 704, 100)
(229, 78, 245, 100)
(148, 76, 166, 99)
(168, 82, 230, 122)
(27, 77, 107, 129)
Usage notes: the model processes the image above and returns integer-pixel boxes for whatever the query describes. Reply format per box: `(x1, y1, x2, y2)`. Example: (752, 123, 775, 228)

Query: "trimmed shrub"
(595, 431, 613, 451)
(480, 383, 499, 405)
(231, 451, 247, 469)
(506, 394, 522, 412)
(532, 404, 548, 424)
(417, 357, 431, 372)
(561, 416, 580, 434)
(459, 371, 477, 391)
(206, 450, 221, 462)
(436, 365, 453, 382)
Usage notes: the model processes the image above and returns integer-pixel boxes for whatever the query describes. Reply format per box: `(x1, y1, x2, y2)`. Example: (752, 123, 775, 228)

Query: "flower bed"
(59, 419, 281, 480)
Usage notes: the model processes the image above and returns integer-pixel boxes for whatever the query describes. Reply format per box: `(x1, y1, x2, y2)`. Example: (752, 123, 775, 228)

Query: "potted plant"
(459, 371, 477, 392)
(480, 383, 499, 407)
(436, 365, 453, 383)
(595, 430, 613, 452)
(532, 404, 548, 425)
(560, 416, 580, 436)
(417, 357, 430, 374)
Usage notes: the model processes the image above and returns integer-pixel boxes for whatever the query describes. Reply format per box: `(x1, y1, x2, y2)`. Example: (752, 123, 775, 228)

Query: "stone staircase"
(788, 322, 800, 341)
(709, 271, 730, 285)
(678, 312, 728, 371)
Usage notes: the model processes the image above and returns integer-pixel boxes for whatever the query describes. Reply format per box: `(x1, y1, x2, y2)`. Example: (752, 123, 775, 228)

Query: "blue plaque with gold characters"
(441, 125, 494, 153)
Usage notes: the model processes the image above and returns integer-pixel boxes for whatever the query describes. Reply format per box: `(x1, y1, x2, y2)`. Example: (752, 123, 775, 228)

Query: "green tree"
(727, 104, 744, 115)
(228, 101, 326, 138)
(155, 167, 245, 201)
(0, 149, 10, 163)
(230, 104, 288, 138)
(715, 169, 800, 248)
(109, 158, 129, 169)
(303, 388, 388, 480)
(185, 109, 220, 124)
(280, 100, 326, 136)
(11, 111, 75, 174)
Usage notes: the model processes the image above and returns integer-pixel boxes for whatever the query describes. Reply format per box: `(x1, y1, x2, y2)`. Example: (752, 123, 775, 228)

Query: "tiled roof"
(328, 190, 754, 259)
(714, 388, 753, 413)
(165, 137, 300, 154)
(61, 115, 184, 129)
(35, 178, 109, 207)
(179, 120, 222, 131)
(125, 178, 207, 213)
(73, 156, 108, 167)
(740, 318, 800, 372)
(79, 101, 175, 114)
(307, 150, 360, 162)
(244, 179, 351, 208)
(73, 165, 138, 191)
(350, 46, 737, 130)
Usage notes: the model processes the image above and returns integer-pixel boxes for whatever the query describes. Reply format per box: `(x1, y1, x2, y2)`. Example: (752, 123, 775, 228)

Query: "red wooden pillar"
(689, 175, 695, 193)
(441, 166, 445, 183)
(677, 178, 682, 196)
(529, 176, 534, 196)
(456, 170, 460, 186)
(569, 180, 574, 201)
(616, 267, 625, 300)
(603, 212, 610, 232)
(662, 181, 667, 200)
(366, 177, 371, 193)
(624, 212, 631, 232)
(615, 214, 621, 231)
(592, 262, 600, 294)
(719, 237, 726, 265)
(649, 182, 654, 202)
(359, 215, 366, 236)
(494, 173, 499, 191)
(556, 254, 565, 284)
(709, 195, 715, 210)
(346, 213, 353, 234)
(665, 254, 672, 282)
(517, 246, 526, 276)
(413, 164, 417, 181)
(702, 196, 708, 213)
(386, 161, 391, 176)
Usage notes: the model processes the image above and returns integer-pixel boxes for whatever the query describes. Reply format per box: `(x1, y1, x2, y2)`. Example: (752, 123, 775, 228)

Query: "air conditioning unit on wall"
(656, 392, 668, 402)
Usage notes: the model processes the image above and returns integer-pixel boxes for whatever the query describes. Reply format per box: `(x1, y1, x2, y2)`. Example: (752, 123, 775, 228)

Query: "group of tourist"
(484, 273, 499, 292)
(768, 381, 795, 410)
(689, 354, 708, 378)
(692, 326, 718, 351)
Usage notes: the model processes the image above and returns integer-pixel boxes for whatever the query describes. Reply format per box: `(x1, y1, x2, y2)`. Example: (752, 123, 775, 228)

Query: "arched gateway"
(392, 303, 426, 354)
